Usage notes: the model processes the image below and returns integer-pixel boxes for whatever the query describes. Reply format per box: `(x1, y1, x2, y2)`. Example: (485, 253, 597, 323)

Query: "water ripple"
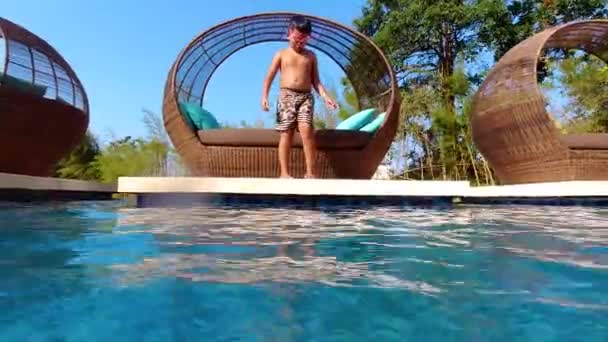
(1, 201, 607, 340)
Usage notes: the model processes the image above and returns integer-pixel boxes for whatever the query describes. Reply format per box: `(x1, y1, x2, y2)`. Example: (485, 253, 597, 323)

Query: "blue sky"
(3, 0, 366, 144)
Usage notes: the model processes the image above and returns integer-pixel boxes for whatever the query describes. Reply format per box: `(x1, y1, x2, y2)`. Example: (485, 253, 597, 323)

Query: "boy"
(261, 15, 338, 178)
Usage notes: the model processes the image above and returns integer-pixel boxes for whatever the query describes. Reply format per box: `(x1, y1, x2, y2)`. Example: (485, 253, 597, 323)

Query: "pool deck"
(117, 177, 471, 196)
(2, 172, 608, 205)
(0, 172, 117, 201)
(117, 177, 608, 207)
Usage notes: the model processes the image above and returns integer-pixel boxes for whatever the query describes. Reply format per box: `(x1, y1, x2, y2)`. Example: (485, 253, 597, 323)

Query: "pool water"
(0, 200, 607, 341)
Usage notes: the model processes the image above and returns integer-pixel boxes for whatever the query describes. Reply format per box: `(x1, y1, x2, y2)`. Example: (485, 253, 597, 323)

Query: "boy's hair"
(289, 15, 312, 34)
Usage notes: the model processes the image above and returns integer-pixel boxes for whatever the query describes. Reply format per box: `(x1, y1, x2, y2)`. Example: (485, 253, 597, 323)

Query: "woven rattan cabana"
(470, 19, 608, 184)
(163, 12, 400, 178)
(0, 17, 88, 177)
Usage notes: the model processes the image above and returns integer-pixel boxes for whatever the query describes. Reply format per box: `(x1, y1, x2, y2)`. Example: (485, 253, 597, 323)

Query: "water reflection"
(0, 201, 121, 310)
(110, 204, 608, 300)
(1, 201, 607, 340)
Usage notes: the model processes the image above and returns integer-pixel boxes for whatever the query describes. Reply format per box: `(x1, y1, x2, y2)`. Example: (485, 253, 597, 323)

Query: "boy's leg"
(298, 122, 316, 178)
(297, 94, 317, 178)
(278, 128, 294, 178)
(276, 89, 297, 178)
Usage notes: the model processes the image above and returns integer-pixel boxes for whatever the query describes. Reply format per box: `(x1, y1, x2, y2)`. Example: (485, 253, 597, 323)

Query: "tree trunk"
(438, 24, 457, 180)
(482, 158, 495, 185)
(439, 23, 456, 114)
(466, 141, 481, 186)
(401, 135, 408, 179)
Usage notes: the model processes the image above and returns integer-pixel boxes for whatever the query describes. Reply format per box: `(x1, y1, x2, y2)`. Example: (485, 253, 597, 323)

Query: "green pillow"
(178, 101, 221, 130)
(360, 112, 386, 133)
(336, 108, 376, 130)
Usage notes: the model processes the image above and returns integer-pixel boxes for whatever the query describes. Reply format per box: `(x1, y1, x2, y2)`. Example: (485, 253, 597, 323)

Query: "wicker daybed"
(470, 19, 608, 184)
(0, 17, 88, 177)
(162, 12, 400, 178)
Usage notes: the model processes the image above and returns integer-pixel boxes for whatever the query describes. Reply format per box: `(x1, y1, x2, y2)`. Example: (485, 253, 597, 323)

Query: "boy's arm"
(261, 51, 281, 110)
(311, 52, 327, 97)
(311, 52, 338, 109)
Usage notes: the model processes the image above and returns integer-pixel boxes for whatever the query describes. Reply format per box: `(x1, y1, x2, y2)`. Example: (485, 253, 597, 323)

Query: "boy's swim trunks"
(276, 87, 314, 131)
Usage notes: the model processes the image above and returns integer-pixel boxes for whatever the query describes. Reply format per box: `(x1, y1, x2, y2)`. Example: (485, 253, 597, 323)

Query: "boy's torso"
(279, 48, 314, 93)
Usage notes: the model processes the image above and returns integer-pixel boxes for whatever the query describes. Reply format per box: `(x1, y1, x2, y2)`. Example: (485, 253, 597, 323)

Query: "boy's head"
(288, 16, 312, 50)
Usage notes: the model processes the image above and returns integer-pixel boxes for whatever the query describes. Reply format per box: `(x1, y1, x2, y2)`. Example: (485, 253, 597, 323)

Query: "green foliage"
(93, 136, 169, 183)
(446, 67, 471, 98)
(355, 0, 507, 88)
(313, 117, 328, 129)
(142, 108, 169, 143)
(544, 53, 608, 133)
(52, 109, 186, 183)
(335, 78, 359, 122)
(341, 78, 359, 110)
(92, 109, 176, 183)
(53, 130, 102, 181)
(481, 0, 608, 60)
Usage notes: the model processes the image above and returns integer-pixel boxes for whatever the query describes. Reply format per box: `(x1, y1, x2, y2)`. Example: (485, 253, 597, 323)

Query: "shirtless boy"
(261, 15, 338, 178)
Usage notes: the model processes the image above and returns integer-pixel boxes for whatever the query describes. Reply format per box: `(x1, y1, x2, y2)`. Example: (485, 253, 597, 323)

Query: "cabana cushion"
(360, 112, 386, 133)
(179, 101, 221, 130)
(559, 133, 608, 150)
(197, 128, 372, 149)
(336, 108, 375, 130)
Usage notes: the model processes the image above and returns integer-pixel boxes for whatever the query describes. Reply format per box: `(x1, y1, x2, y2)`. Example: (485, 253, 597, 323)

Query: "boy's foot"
(280, 174, 293, 179)
(304, 173, 316, 179)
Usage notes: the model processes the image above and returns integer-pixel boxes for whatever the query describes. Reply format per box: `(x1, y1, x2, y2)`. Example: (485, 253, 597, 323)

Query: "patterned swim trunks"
(275, 87, 314, 131)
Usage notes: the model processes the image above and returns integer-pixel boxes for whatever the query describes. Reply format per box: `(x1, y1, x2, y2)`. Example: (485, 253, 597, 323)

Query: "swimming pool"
(1, 200, 606, 340)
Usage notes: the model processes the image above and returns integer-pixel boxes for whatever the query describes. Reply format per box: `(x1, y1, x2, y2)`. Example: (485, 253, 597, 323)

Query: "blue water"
(0, 200, 607, 341)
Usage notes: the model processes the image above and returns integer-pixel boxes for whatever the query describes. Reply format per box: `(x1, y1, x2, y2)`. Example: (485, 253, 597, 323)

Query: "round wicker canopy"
(172, 12, 393, 112)
(0, 17, 88, 115)
(470, 19, 608, 184)
(163, 12, 400, 178)
(0, 17, 89, 177)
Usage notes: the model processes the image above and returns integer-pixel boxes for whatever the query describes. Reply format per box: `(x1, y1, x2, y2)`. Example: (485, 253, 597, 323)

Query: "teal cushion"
(178, 102, 197, 130)
(360, 112, 386, 133)
(336, 108, 376, 130)
(178, 101, 221, 130)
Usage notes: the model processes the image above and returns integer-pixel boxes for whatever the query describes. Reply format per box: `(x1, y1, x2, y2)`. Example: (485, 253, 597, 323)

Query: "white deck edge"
(3, 173, 607, 198)
(466, 181, 608, 197)
(117, 177, 470, 196)
(0, 172, 117, 193)
(117, 177, 608, 198)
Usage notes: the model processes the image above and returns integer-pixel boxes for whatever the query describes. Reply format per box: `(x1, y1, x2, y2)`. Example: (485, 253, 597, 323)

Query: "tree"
(355, 0, 507, 109)
(336, 78, 359, 122)
(543, 53, 608, 133)
(353, 0, 607, 184)
(482, 0, 608, 61)
(91, 109, 188, 182)
(141, 108, 172, 176)
(142, 108, 169, 144)
(53, 130, 102, 181)
(354, 0, 503, 181)
(52, 108, 190, 181)
(93, 136, 170, 183)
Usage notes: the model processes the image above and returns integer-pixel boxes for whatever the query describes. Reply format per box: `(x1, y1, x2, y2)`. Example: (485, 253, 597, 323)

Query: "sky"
(2, 0, 367, 144)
